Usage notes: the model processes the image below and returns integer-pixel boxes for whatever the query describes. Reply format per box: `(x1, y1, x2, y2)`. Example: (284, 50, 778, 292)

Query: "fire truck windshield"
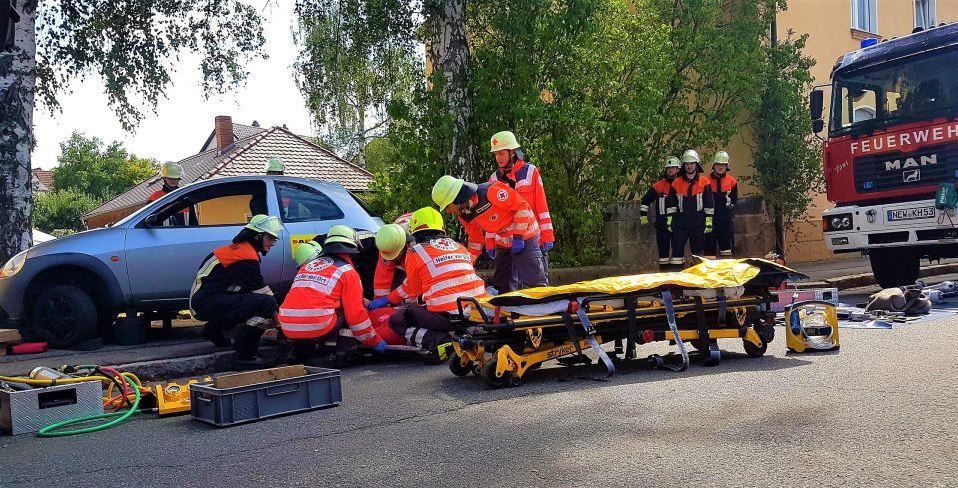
(830, 47, 958, 135)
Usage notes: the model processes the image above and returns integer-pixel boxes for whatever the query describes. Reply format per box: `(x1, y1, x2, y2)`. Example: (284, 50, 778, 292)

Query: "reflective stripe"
(414, 328, 427, 347)
(640, 205, 649, 212)
(540, 223, 553, 231)
(515, 210, 534, 219)
(426, 285, 486, 307)
(374, 288, 391, 296)
(468, 243, 482, 250)
(696, 193, 703, 212)
(395, 284, 410, 299)
(658, 258, 670, 264)
(253, 286, 273, 295)
(351, 318, 372, 331)
(427, 275, 483, 296)
(279, 307, 336, 317)
(281, 322, 333, 332)
(670, 257, 684, 265)
(539, 212, 551, 220)
(412, 244, 474, 277)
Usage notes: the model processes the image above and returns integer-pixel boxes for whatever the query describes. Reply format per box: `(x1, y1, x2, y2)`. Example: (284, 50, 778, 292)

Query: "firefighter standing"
(705, 151, 738, 258)
(189, 215, 283, 369)
(149, 162, 187, 226)
(367, 207, 484, 361)
(488, 131, 555, 264)
(278, 225, 387, 366)
(640, 157, 680, 269)
(265, 157, 286, 175)
(432, 175, 546, 293)
(669, 150, 714, 267)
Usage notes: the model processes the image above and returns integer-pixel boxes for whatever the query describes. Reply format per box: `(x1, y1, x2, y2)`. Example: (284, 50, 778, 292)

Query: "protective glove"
(666, 215, 673, 233)
(367, 297, 391, 311)
(486, 286, 499, 296)
(511, 236, 526, 254)
(373, 340, 388, 354)
(541, 241, 554, 253)
(640, 215, 649, 225)
(704, 216, 714, 234)
(485, 249, 496, 260)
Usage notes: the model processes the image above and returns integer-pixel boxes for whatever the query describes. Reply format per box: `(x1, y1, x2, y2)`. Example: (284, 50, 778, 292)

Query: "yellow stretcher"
(448, 258, 805, 388)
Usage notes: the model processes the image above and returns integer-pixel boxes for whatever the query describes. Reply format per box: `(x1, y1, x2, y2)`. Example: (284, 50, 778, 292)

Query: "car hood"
(26, 227, 127, 259)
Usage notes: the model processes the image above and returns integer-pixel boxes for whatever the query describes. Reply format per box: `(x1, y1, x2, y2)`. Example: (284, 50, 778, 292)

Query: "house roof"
(199, 122, 267, 153)
(32, 169, 54, 191)
(84, 126, 374, 219)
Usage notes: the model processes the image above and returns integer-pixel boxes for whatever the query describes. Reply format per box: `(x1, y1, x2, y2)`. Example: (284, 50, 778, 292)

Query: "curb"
(796, 262, 958, 291)
(107, 345, 283, 381)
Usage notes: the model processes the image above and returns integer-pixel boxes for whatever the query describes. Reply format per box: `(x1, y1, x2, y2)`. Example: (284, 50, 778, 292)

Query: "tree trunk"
(0, 0, 37, 263)
(424, 0, 477, 181)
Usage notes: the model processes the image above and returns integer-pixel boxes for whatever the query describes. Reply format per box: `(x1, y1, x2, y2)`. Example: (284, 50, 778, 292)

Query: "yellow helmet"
(325, 225, 358, 247)
(245, 215, 283, 238)
(376, 224, 409, 261)
(159, 162, 183, 179)
(265, 158, 285, 173)
(293, 241, 322, 266)
(432, 175, 465, 209)
(408, 207, 445, 235)
(712, 150, 731, 167)
(490, 130, 520, 152)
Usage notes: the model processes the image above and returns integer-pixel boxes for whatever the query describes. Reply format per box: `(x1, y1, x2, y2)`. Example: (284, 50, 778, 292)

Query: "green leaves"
(52, 131, 158, 201)
(33, 189, 101, 234)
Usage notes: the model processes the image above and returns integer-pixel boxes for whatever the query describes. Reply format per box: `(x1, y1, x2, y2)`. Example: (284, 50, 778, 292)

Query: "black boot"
(202, 322, 231, 347)
(233, 325, 270, 369)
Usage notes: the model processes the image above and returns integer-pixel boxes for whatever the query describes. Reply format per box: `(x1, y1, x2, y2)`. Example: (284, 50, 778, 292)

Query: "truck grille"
(853, 143, 958, 193)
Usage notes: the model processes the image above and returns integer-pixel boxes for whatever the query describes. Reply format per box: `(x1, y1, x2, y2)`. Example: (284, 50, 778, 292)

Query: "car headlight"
(0, 250, 27, 279)
(824, 213, 853, 232)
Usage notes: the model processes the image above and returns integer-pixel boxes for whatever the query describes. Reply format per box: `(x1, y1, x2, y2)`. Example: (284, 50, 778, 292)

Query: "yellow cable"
(0, 374, 112, 386)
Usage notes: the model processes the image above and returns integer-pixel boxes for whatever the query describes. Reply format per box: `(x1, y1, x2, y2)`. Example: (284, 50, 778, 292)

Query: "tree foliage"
(52, 132, 158, 201)
(33, 189, 100, 234)
(750, 29, 823, 254)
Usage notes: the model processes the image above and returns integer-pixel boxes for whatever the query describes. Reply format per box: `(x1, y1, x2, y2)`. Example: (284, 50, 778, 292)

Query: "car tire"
(870, 248, 920, 289)
(31, 284, 99, 348)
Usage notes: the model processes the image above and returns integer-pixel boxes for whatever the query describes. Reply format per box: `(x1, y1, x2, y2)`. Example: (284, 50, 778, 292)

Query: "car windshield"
(830, 46, 958, 135)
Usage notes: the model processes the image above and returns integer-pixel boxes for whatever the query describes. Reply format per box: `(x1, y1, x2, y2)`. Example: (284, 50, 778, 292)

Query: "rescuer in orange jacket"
(669, 150, 714, 266)
(640, 157, 680, 269)
(278, 225, 386, 366)
(372, 212, 412, 299)
(432, 175, 546, 293)
(704, 151, 738, 258)
(367, 207, 484, 362)
(489, 131, 555, 256)
(148, 161, 188, 226)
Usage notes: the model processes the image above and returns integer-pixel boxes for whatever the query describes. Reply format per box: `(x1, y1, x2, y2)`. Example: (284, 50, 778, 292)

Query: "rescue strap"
(649, 291, 689, 372)
(574, 299, 615, 379)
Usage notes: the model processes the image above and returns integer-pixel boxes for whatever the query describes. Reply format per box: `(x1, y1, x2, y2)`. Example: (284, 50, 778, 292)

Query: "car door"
(273, 180, 352, 283)
(124, 179, 287, 308)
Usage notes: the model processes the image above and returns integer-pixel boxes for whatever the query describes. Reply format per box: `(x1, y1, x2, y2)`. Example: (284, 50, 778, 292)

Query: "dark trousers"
(388, 304, 454, 351)
(193, 291, 277, 360)
(671, 215, 705, 259)
(704, 208, 734, 256)
(492, 236, 548, 293)
(288, 316, 362, 364)
(654, 216, 672, 265)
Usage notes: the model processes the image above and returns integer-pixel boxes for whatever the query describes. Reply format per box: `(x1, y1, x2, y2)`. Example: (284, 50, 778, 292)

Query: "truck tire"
(31, 284, 99, 348)
(869, 248, 920, 289)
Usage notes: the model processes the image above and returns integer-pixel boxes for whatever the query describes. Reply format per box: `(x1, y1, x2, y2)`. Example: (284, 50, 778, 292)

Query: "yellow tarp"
(482, 258, 802, 307)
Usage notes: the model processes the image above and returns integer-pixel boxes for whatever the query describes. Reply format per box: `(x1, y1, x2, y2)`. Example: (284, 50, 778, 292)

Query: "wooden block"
(213, 365, 306, 389)
(0, 329, 21, 343)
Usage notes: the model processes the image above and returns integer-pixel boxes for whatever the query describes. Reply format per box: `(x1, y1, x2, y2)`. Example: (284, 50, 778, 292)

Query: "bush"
(33, 190, 101, 234)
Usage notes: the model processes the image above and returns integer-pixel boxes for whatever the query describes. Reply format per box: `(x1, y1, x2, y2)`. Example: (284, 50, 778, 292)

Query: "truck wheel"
(31, 285, 99, 348)
(870, 248, 920, 288)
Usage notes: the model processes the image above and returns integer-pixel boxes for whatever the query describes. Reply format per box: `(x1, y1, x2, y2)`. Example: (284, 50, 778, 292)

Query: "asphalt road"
(2, 315, 956, 488)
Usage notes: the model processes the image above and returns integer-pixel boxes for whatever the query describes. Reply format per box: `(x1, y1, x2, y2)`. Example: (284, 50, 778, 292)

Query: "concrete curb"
(107, 345, 283, 381)
(796, 262, 958, 291)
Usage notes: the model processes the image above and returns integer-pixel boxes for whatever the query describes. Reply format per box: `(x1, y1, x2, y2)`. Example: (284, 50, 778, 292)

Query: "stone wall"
(604, 195, 776, 272)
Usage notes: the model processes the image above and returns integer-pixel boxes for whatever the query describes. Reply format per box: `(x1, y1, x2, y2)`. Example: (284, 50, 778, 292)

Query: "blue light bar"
(861, 38, 879, 49)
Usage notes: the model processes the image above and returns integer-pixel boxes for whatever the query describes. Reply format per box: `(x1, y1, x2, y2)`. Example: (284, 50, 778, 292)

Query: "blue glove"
(367, 297, 391, 311)
(373, 340, 388, 353)
(485, 249, 496, 260)
(541, 241, 554, 253)
(511, 237, 526, 254)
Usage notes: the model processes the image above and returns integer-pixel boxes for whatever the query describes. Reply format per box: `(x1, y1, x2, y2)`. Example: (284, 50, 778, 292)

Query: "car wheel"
(31, 284, 99, 348)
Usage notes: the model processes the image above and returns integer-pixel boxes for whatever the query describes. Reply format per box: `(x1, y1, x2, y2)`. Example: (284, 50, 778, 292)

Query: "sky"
(31, 0, 315, 169)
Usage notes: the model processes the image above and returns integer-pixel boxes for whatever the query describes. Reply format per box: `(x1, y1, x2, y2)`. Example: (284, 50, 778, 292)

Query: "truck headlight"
(824, 213, 853, 232)
(0, 251, 27, 279)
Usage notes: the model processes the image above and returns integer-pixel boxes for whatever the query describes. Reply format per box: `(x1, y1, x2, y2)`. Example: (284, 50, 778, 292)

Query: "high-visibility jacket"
(671, 173, 714, 221)
(189, 241, 272, 316)
(278, 256, 380, 344)
(458, 181, 540, 257)
(709, 172, 738, 210)
(372, 257, 406, 299)
(490, 161, 554, 244)
(387, 237, 487, 313)
(639, 177, 677, 220)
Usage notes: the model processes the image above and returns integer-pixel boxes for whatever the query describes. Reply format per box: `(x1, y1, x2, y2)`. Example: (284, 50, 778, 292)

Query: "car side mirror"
(812, 118, 825, 133)
(143, 215, 159, 227)
(809, 89, 824, 122)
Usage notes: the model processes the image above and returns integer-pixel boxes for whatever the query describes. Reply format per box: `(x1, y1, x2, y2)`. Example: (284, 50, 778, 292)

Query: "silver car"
(0, 176, 382, 348)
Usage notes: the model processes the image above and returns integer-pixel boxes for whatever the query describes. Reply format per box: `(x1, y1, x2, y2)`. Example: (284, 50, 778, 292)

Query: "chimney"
(214, 115, 233, 153)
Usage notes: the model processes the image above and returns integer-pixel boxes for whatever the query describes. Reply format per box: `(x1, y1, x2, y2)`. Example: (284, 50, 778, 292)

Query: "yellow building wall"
(727, 0, 958, 263)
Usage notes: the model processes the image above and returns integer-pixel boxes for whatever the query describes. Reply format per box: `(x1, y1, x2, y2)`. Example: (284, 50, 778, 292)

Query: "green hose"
(37, 373, 141, 437)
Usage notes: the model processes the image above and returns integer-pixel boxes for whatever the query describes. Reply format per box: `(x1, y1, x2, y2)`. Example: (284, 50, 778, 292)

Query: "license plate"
(887, 207, 936, 221)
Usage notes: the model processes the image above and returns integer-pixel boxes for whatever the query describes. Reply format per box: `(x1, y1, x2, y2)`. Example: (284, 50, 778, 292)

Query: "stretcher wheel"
(743, 339, 768, 357)
(482, 358, 520, 388)
(448, 352, 473, 377)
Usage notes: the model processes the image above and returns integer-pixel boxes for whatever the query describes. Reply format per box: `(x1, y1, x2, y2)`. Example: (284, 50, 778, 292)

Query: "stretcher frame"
(449, 286, 777, 388)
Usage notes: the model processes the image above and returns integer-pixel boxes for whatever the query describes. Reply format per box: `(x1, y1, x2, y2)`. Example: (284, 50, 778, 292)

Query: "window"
(142, 181, 267, 228)
(276, 181, 345, 222)
(851, 0, 878, 34)
(915, 0, 936, 30)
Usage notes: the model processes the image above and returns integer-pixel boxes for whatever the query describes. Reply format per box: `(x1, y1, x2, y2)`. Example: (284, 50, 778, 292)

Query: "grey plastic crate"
(189, 367, 342, 427)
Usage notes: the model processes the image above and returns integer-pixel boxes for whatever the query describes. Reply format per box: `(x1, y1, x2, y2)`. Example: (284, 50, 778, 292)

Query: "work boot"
(201, 323, 231, 347)
(420, 342, 453, 365)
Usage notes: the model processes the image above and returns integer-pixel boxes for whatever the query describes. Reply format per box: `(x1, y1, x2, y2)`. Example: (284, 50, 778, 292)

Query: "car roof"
(832, 23, 958, 77)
